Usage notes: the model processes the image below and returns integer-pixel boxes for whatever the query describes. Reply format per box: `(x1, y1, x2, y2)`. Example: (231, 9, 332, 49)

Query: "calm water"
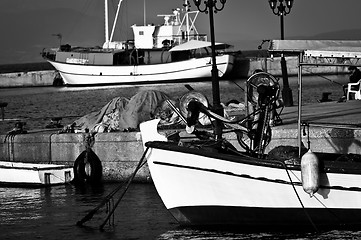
(1, 183, 361, 240)
(0, 183, 176, 240)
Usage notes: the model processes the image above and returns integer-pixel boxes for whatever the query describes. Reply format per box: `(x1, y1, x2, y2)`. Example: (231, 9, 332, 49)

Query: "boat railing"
(154, 34, 207, 48)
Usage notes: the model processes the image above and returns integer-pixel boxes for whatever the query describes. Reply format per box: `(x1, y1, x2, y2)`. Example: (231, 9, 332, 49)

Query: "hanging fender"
(301, 149, 320, 197)
(73, 149, 102, 184)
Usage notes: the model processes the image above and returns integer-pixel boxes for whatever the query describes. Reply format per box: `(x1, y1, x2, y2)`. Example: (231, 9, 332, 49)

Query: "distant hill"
(314, 29, 361, 40)
(291, 29, 361, 41)
(0, 62, 54, 74)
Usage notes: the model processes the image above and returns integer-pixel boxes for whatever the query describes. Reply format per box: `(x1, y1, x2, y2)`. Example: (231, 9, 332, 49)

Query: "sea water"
(0, 183, 360, 240)
(0, 183, 175, 240)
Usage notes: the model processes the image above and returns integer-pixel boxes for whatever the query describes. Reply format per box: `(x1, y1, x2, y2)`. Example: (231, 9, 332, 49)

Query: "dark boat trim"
(169, 205, 361, 230)
(153, 160, 361, 192)
(146, 141, 361, 175)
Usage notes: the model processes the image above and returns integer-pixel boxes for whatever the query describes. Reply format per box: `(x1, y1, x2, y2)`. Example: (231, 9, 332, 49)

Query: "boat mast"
(104, 0, 123, 49)
(185, 0, 190, 41)
(109, 0, 123, 43)
(104, 0, 109, 48)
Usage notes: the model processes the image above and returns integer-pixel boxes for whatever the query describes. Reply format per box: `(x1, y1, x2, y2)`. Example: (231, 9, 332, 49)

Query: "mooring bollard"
(319, 92, 332, 102)
(0, 102, 8, 120)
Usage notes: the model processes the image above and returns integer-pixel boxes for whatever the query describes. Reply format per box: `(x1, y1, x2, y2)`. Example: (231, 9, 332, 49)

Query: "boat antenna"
(143, 0, 146, 26)
(185, 0, 190, 40)
(51, 33, 62, 47)
(104, 0, 109, 48)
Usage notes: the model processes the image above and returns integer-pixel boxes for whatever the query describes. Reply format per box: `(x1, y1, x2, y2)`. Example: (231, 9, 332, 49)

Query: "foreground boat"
(140, 40, 361, 230)
(140, 134, 361, 229)
(0, 161, 74, 187)
(43, 0, 234, 86)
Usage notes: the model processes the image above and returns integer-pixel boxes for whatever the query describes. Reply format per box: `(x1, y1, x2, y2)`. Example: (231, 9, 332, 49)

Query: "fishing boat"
(140, 40, 361, 230)
(43, 0, 234, 86)
(0, 161, 74, 187)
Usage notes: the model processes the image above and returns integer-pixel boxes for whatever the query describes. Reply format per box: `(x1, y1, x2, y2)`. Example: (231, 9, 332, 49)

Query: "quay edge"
(1, 124, 361, 182)
(0, 70, 57, 88)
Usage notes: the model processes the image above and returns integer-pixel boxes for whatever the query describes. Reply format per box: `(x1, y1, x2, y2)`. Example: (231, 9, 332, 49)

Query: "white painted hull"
(145, 144, 361, 228)
(48, 55, 234, 86)
(140, 120, 361, 229)
(0, 161, 74, 187)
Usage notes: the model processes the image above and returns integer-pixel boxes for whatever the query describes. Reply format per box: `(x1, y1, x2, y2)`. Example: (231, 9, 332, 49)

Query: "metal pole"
(280, 13, 284, 40)
(279, 12, 293, 106)
(104, 0, 109, 47)
(298, 52, 303, 157)
(208, 1, 223, 139)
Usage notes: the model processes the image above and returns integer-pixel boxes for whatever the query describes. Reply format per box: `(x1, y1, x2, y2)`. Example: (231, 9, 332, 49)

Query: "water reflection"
(0, 187, 43, 223)
(0, 183, 360, 239)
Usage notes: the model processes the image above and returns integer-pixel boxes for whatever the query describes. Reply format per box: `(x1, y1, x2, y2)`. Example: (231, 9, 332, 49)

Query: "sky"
(1, 0, 361, 64)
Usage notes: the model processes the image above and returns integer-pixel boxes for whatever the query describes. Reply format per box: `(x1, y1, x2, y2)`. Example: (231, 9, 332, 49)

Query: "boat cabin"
(131, 7, 206, 49)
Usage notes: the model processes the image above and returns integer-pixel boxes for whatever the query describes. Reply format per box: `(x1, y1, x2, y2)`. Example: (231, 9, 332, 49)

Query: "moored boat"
(140, 135, 361, 229)
(0, 161, 74, 187)
(43, 0, 234, 86)
(140, 40, 361, 230)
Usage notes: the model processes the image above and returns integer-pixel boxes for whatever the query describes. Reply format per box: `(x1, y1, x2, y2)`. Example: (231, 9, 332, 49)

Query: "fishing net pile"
(266, 145, 306, 163)
(63, 90, 179, 133)
(60, 89, 246, 133)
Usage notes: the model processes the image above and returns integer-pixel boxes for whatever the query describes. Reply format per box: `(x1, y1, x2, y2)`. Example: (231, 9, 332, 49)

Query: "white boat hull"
(0, 161, 74, 187)
(140, 120, 361, 229)
(145, 144, 361, 228)
(48, 55, 234, 86)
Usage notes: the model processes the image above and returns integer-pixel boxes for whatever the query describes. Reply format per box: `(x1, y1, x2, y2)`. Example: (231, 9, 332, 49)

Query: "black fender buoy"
(53, 72, 64, 86)
(53, 78, 64, 86)
(73, 149, 102, 184)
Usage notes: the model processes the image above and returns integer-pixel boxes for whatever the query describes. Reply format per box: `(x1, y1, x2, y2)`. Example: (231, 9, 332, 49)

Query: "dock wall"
(0, 70, 56, 87)
(234, 56, 348, 78)
(1, 126, 360, 182)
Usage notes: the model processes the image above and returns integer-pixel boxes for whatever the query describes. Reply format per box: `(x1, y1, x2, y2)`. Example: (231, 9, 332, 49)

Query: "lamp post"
(193, 0, 226, 139)
(268, 0, 294, 107)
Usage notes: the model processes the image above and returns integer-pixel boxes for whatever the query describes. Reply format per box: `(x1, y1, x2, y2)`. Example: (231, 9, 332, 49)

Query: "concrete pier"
(0, 70, 56, 87)
(0, 131, 148, 182)
(1, 100, 361, 182)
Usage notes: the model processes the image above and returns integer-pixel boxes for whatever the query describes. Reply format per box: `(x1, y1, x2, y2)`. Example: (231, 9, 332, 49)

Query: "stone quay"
(1, 100, 361, 182)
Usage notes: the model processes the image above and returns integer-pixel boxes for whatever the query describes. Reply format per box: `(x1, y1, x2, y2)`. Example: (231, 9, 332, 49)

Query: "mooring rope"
(280, 161, 319, 232)
(76, 146, 150, 229)
(99, 146, 149, 230)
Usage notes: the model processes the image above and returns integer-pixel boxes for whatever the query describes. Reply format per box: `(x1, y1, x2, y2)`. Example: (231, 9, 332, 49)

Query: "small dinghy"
(0, 161, 73, 187)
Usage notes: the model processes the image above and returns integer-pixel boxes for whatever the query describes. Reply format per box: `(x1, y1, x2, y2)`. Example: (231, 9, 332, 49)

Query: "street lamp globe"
(286, 0, 294, 9)
(193, 0, 201, 7)
(268, 0, 277, 10)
